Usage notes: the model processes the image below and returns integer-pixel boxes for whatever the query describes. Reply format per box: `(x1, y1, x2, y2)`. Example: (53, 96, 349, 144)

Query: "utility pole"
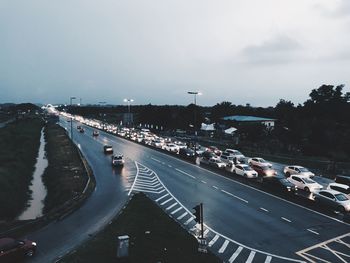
(187, 91, 201, 158)
(70, 96, 76, 141)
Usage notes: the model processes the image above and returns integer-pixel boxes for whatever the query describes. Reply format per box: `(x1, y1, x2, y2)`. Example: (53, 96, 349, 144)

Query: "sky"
(0, 0, 349, 107)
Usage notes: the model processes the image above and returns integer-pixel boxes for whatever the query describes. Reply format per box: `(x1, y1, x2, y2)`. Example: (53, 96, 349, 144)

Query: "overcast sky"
(1, 0, 349, 106)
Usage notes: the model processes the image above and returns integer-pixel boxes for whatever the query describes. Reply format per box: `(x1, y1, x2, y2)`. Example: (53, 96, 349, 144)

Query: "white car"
(220, 154, 234, 165)
(208, 158, 226, 169)
(224, 149, 245, 162)
(248, 157, 272, 168)
(234, 164, 258, 178)
(153, 139, 165, 148)
(283, 165, 315, 178)
(287, 175, 323, 193)
(111, 154, 125, 166)
(327, 183, 350, 197)
(164, 143, 180, 153)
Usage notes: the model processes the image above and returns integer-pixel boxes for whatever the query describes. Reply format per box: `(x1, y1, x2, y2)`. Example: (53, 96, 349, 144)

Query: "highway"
(29, 117, 350, 263)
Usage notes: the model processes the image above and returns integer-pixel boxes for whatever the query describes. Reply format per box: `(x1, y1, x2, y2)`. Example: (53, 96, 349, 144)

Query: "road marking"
(246, 251, 256, 263)
(168, 164, 172, 168)
(264, 255, 272, 263)
(166, 203, 177, 210)
(175, 168, 196, 179)
(177, 212, 188, 220)
(229, 246, 243, 263)
(212, 185, 219, 189)
(184, 217, 194, 225)
(218, 240, 229, 253)
(171, 207, 182, 214)
(221, 190, 249, 203)
(208, 234, 219, 247)
(160, 197, 173, 205)
(281, 217, 292, 223)
(151, 157, 161, 163)
(204, 228, 210, 237)
(201, 180, 207, 184)
(307, 229, 320, 235)
(260, 207, 269, 212)
(128, 161, 140, 196)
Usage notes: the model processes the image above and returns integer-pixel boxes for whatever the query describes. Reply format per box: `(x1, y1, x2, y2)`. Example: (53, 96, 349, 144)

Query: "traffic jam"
(63, 112, 350, 221)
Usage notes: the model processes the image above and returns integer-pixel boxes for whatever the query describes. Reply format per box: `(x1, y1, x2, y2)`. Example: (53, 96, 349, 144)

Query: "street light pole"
(123, 98, 134, 127)
(187, 91, 201, 158)
(70, 96, 76, 141)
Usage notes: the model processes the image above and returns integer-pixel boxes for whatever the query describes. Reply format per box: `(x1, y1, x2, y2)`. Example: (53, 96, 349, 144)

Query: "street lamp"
(98, 102, 107, 129)
(187, 91, 201, 158)
(123, 98, 134, 127)
(70, 96, 76, 141)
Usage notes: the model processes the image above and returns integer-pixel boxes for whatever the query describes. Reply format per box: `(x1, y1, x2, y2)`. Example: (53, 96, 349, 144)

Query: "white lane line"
(212, 185, 219, 190)
(201, 180, 207, 184)
(218, 240, 229, 253)
(264, 255, 272, 263)
(171, 207, 182, 215)
(175, 168, 196, 179)
(246, 251, 256, 263)
(307, 229, 320, 235)
(229, 246, 243, 263)
(281, 217, 292, 223)
(260, 207, 269, 212)
(208, 234, 219, 247)
(184, 217, 194, 225)
(151, 157, 161, 163)
(166, 203, 177, 210)
(204, 228, 210, 237)
(168, 165, 172, 168)
(177, 212, 188, 220)
(160, 197, 173, 205)
(158, 189, 165, 194)
(128, 161, 140, 196)
(221, 190, 249, 203)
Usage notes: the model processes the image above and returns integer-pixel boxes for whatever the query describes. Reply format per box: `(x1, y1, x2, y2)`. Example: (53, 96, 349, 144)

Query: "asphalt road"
(29, 118, 350, 262)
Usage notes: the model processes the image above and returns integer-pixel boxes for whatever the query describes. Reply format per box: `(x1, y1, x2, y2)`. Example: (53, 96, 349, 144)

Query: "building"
(222, 115, 276, 129)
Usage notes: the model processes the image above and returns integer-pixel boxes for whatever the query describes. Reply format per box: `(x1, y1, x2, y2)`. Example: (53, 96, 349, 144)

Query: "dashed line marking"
(208, 234, 219, 247)
(171, 207, 182, 215)
(307, 229, 320, 235)
(221, 190, 249, 203)
(281, 217, 292, 223)
(168, 164, 172, 168)
(229, 246, 243, 263)
(260, 207, 269, 212)
(218, 240, 229, 253)
(160, 197, 173, 205)
(166, 203, 177, 210)
(175, 168, 196, 179)
(184, 217, 194, 225)
(151, 157, 161, 163)
(201, 180, 207, 184)
(264, 255, 272, 263)
(212, 185, 219, 190)
(177, 212, 188, 220)
(246, 251, 256, 263)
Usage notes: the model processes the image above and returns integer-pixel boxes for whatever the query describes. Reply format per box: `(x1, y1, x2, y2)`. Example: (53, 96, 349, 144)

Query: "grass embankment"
(61, 193, 220, 263)
(42, 123, 88, 213)
(0, 118, 43, 220)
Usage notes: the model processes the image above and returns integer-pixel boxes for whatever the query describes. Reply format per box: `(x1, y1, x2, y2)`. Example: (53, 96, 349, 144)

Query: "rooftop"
(222, 115, 276, 122)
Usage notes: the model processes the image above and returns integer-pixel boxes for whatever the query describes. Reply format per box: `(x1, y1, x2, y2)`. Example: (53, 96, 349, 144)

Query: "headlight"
(32, 242, 37, 246)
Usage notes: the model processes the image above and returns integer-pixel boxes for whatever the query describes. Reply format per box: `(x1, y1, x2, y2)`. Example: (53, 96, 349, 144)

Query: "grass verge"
(0, 117, 43, 221)
(60, 193, 220, 263)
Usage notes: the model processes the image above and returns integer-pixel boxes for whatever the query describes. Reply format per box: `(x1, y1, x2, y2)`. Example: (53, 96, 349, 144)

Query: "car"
(179, 148, 195, 158)
(79, 128, 85, 133)
(208, 158, 226, 169)
(163, 143, 180, 153)
(77, 125, 81, 130)
(0, 237, 37, 262)
(224, 149, 245, 162)
(202, 151, 216, 160)
(103, 145, 113, 154)
(327, 183, 350, 196)
(283, 165, 315, 178)
(264, 175, 298, 193)
(152, 139, 164, 148)
(287, 175, 323, 193)
(111, 154, 124, 166)
(234, 164, 258, 178)
(220, 154, 234, 165)
(251, 165, 277, 179)
(92, 130, 99, 136)
(208, 146, 222, 156)
(248, 157, 272, 168)
(314, 189, 350, 213)
(335, 175, 350, 187)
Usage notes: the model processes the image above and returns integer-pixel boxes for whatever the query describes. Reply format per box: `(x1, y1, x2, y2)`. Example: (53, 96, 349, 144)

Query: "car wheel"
(286, 172, 290, 177)
(25, 250, 35, 257)
(304, 187, 310, 193)
(337, 206, 345, 214)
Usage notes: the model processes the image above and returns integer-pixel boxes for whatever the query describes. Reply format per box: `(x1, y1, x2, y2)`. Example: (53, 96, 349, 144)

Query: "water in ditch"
(18, 127, 48, 220)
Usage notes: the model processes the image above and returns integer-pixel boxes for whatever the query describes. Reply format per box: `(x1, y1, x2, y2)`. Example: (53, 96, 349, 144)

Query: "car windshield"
(335, 194, 349, 201)
(279, 179, 289, 184)
(303, 178, 314, 184)
(244, 166, 253, 171)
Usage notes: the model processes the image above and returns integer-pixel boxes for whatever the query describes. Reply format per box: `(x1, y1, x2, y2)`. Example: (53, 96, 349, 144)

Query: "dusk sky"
(1, 0, 349, 106)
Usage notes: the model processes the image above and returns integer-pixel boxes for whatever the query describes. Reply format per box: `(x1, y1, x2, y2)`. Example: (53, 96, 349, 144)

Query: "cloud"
(240, 35, 302, 65)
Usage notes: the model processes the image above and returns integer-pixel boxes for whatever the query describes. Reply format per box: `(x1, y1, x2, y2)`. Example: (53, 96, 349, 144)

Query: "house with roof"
(222, 115, 276, 130)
